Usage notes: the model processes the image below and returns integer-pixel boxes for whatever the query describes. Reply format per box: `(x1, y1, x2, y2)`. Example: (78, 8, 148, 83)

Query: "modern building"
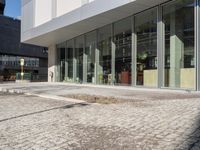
(21, 0, 200, 90)
(0, 1, 48, 82)
(0, 0, 5, 15)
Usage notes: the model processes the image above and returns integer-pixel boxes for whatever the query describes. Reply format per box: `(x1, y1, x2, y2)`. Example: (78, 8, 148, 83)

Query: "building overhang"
(22, 0, 168, 47)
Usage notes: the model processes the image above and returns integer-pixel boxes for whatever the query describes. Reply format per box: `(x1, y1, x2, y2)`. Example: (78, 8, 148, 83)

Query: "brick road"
(0, 92, 200, 150)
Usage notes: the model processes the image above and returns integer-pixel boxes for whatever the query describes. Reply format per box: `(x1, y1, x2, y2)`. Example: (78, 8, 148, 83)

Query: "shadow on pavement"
(0, 102, 89, 123)
(186, 117, 200, 150)
(176, 112, 200, 150)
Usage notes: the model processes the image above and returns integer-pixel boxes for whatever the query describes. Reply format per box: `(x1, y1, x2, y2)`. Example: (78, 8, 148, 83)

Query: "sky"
(4, 0, 21, 18)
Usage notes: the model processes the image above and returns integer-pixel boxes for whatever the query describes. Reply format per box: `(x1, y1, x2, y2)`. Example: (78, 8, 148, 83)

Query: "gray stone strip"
(0, 87, 86, 104)
(51, 82, 195, 94)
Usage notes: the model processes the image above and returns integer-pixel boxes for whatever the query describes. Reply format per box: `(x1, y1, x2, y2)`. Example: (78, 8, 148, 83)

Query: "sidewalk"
(0, 82, 200, 102)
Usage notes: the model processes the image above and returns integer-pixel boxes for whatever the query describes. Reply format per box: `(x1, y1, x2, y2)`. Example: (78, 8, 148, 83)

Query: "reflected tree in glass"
(135, 8, 157, 87)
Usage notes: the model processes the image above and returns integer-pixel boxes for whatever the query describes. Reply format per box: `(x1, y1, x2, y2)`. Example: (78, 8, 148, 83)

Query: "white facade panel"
(56, 0, 82, 17)
(21, 0, 34, 32)
(21, 0, 169, 46)
(35, 0, 52, 27)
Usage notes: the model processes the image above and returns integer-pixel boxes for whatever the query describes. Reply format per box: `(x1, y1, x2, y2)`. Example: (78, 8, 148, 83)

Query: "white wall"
(35, 0, 52, 27)
(34, 0, 96, 25)
(21, 0, 34, 32)
(56, 0, 82, 17)
(22, 0, 168, 46)
(22, 0, 97, 29)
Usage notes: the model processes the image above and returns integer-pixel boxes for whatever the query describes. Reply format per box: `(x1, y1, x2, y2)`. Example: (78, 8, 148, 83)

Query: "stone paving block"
(0, 91, 200, 149)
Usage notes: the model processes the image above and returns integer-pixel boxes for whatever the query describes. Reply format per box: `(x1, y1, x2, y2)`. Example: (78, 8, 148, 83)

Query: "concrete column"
(48, 45, 59, 82)
(169, 11, 184, 87)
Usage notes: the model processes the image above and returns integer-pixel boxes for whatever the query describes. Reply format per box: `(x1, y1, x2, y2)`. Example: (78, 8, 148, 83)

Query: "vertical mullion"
(65, 41, 68, 81)
(157, 5, 164, 88)
(56, 45, 60, 82)
(72, 39, 74, 82)
(196, 0, 200, 90)
(83, 35, 87, 83)
(111, 23, 115, 85)
(73, 39, 76, 82)
(96, 30, 99, 84)
(131, 16, 136, 86)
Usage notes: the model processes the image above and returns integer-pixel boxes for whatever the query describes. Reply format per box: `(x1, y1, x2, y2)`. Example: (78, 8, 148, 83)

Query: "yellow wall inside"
(143, 69, 157, 87)
(99, 68, 194, 89)
(180, 68, 195, 89)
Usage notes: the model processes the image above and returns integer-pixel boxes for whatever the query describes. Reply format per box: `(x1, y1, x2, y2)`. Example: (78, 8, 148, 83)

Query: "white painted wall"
(21, 0, 34, 32)
(34, 0, 97, 25)
(56, 0, 82, 17)
(35, 0, 52, 27)
(22, 0, 169, 46)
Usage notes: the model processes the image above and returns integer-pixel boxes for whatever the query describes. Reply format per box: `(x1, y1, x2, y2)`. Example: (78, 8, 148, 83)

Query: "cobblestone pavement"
(1, 92, 200, 150)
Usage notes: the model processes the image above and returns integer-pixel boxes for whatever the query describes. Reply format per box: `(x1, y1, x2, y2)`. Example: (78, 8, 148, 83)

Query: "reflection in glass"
(57, 43, 65, 82)
(66, 40, 74, 82)
(0, 54, 40, 81)
(114, 17, 132, 85)
(75, 36, 84, 83)
(163, 0, 195, 89)
(97, 25, 112, 84)
(0, 55, 39, 67)
(85, 31, 96, 83)
(135, 8, 157, 87)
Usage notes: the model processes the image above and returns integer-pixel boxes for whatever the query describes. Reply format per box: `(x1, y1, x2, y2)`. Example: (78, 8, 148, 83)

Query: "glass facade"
(97, 25, 112, 84)
(114, 17, 132, 85)
(66, 40, 74, 82)
(135, 8, 157, 87)
(75, 36, 84, 83)
(56, 0, 197, 90)
(85, 31, 96, 83)
(163, 0, 195, 89)
(57, 43, 66, 82)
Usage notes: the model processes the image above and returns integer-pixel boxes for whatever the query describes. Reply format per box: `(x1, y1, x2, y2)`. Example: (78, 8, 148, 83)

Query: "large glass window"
(97, 25, 112, 84)
(114, 17, 132, 85)
(85, 31, 96, 83)
(66, 40, 74, 82)
(57, 43, 66, 82)
(0, 54, 40, 82)
(163, 0, 195, 89)
(75, 36, 84, 83)
(0, 55, 39, 68)
(135, 8, 157, 87)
